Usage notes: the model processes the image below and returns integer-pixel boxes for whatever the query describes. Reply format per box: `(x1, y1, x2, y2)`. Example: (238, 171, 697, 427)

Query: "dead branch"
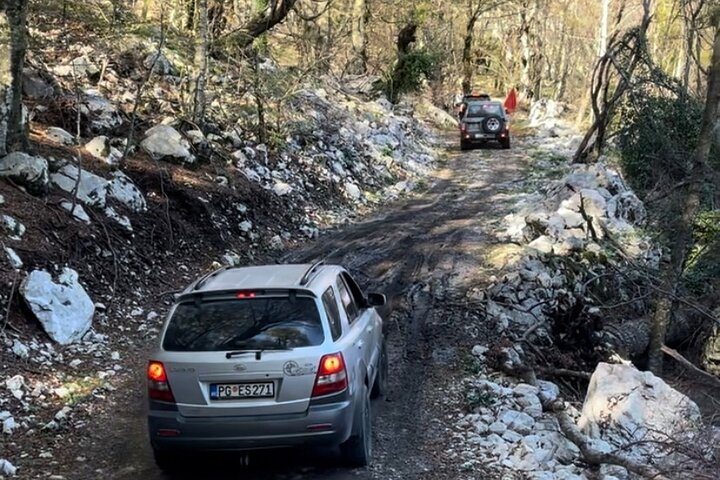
(1, 270, 19, 337)
(502, 363, 669, 479)
(537, 366, 592, 380)
(578, 193, 599, 241)
(661, 345, 720, 389)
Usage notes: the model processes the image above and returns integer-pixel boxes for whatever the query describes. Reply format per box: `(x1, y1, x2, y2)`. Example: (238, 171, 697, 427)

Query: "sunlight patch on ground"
(485, 243, 525, 269)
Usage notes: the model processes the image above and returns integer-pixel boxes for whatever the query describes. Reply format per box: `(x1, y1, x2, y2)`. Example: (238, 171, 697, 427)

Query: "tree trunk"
(349, 0, 370, 74)
(208, 0, 226, 42)
(647, 21, 720, 375)
(461, 4, 482, 95)
(519, 6, 532, 99)
(598, 0, 609, 57)
(221, 0, 298, 52)
(185, 0, 196, 30)
(193, 0, 208, 126)
(0, 0, 29, 156)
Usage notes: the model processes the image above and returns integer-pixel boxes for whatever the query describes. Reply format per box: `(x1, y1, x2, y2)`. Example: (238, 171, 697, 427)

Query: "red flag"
(504, 88, 518, 114)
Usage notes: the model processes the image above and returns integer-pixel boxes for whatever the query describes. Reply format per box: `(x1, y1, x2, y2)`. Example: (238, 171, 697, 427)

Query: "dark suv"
(459, 100, 511, 150)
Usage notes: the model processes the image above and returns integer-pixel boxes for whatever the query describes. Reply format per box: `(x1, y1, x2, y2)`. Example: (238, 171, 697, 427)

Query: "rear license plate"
(210, 382, 275, 400)
(475, 133, 492, 139)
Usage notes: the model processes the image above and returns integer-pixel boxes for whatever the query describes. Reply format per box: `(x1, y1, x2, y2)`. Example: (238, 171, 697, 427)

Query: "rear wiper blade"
(225, 347, 291, 360)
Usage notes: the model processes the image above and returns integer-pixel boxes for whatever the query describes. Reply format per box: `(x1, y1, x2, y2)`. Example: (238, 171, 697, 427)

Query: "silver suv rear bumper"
(149, 400, 354, 451)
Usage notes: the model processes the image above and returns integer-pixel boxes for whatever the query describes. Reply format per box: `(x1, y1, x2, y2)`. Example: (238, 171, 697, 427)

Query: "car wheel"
(341, 385, 372, 467)
(460, 140, 470, 151)
(370, 342, 388, 399)
(482, 114, 505, 134)
(153, 448, 182, 473)
(501, 137, 511, 149)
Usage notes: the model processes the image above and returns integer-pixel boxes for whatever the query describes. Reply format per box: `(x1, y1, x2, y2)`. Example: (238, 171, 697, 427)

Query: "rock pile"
(454, 353, 705, 479)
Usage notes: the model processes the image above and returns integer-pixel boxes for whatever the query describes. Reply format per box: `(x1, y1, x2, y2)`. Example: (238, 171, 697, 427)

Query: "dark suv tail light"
(312, 353, 348, 397)
(148, 361, 175, 402)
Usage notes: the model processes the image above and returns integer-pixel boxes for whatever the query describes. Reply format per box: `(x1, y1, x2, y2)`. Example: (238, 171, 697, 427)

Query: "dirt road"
(58, 139, 529, 480)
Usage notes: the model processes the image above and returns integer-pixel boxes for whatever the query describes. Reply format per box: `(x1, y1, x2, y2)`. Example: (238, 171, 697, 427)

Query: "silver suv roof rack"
(193, 265, 232, 291)
(299, 260, 324, 286)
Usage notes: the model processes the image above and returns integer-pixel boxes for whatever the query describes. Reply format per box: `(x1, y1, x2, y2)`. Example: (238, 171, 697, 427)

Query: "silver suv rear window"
(163, 297, 324, 351)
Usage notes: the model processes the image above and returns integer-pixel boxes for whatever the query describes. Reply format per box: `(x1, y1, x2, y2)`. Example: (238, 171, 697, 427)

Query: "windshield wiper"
(225, 347, 291, 360)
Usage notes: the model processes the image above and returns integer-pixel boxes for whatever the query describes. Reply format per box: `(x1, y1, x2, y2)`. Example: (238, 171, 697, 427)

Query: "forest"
(1, 0, 720, 478)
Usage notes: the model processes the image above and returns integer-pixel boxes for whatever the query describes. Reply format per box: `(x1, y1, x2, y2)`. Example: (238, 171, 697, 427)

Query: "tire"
(341, 385, 372, 467)
(501, 137, 511, 149)
(482, 115, 505, 134)
(153, 448, 182, 473)
(370, 342, 388, 399)
(460, 140, 470, 151)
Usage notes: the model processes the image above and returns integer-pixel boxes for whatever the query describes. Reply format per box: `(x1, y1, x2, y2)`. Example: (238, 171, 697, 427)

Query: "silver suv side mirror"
(366, 293, 386, 307)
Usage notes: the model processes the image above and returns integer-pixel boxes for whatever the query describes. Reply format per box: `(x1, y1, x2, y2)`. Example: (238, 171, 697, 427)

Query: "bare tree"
(219, 0, 299, 52)
(193, 0, 209, 126)
(349, 0, 370, 74)
(573, 0, 652, 164)
(0, 0, 29, 155)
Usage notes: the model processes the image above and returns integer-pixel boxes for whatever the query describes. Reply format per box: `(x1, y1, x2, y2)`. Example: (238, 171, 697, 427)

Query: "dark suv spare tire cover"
(482, 115, 504, 133)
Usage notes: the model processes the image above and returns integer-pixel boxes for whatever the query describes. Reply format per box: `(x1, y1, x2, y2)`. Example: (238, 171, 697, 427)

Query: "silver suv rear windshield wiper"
(225, 347, 291, 360)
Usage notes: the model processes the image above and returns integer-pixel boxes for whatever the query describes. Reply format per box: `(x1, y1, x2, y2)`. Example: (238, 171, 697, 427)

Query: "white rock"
(607, 191, 646, 226)
(488, 421, 507, 434)
(0, 152, 49, 193)
(537, 380, 560, 403)
(11, 340, 29, 359)
(144, 52, 173, 75)
(273, 181, 292, 196)
(222, 253, 241, 266)
(84, 136, 110, 160)
(0, 458, 17, 476)
(472, 345, 489, 357)
(78, 89, 122, 132)
(60, 201, 91, 224)
(108, 171, 146, 212)
(185, 129, 205, 145)
(0, 215, 25, 240)
(528, 235, 554, 254)
(4, 247, 22, 269)
(55, 406, 72, 421)
(104, 206, 132, 231)
(239, 220, 253, 232)
(46, 127, 75, 145)
(344, 182, 362, 200)
(21, 268, 95, 345)
(578, 362, 701, 453)
(141, 125, 194, 163)
(2, 416, 16, 434)
(5, 375, 24, 400)
(499, 409, 535, 434)
(51, 164, 108, 207)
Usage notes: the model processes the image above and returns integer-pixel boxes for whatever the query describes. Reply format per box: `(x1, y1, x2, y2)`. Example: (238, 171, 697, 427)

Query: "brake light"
(312, 353, 347, 397)
(236, 291, 256, 299)
(148, 361, 175, 402)
(460, 123, 467, 132)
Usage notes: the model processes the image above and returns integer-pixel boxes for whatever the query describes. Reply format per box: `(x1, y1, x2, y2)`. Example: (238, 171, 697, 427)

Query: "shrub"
(615, 94, 709, 195)
(381, 48, 441, 103)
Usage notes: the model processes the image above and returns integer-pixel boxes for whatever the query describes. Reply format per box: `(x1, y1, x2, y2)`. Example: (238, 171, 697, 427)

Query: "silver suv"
(147, 262, 387, 472)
